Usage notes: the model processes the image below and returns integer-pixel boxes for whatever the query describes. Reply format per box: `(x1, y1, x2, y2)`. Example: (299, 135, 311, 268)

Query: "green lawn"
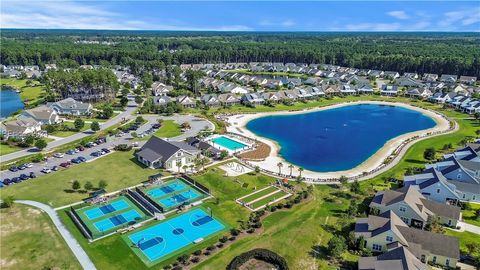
(0, 204, 81, 270)
(240, 186, 278, 203)
(1, 78, 45, 106)
(154, 120, 182, 138)
(0, 150, 157, 207)
(249, 190, 289, 210)
(50, 122, 90, 137)
(462, 203, 480, 227)
(446, 230, 480, 258)
(0, 143, 24, 156)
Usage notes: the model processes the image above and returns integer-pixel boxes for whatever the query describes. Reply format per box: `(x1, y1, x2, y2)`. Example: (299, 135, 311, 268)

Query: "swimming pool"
(84, 199, 130, 220)
(127, 208, 225, 263)
(211, 136, 247, 151)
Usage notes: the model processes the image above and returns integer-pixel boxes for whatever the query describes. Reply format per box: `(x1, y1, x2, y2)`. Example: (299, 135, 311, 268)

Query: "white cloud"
(259, 19, 295, 27)
(281, 20, 295, 27)
(439, 8, 480, 29)
(344, 23, 401, 32)
(387, 10, 409, 20)
(0, 0, 252, 31)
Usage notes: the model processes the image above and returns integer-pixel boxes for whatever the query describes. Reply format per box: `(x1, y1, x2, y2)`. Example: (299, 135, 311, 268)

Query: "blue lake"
(0, 89, 24, 118)
(246, 104, 436, 172)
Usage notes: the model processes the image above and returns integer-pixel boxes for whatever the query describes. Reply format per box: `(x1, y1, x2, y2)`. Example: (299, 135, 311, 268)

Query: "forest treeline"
(1, 30, 479, 77)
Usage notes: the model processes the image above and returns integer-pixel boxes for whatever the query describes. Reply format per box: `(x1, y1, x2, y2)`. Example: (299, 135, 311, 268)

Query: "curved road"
(15, 200, 96, 270)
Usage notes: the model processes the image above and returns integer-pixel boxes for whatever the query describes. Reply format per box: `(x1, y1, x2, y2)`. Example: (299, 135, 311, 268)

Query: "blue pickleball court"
(84, 199, 130, 220)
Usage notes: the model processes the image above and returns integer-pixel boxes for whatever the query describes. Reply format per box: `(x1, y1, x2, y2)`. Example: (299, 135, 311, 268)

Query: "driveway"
(15, 200, 96, 270)
(1, 97, 137, 163)
(139, 114, 214, 141)
(450, 221, 480, 235)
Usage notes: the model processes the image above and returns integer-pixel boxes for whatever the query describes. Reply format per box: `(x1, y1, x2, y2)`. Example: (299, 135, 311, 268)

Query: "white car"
(24, 163, 33, 168)
(53, 153, 64, 158)
(41, 168, 52, 174)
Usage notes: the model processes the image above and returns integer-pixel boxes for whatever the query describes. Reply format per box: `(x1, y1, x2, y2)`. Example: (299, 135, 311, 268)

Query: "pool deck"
(226, 100, 454, 181)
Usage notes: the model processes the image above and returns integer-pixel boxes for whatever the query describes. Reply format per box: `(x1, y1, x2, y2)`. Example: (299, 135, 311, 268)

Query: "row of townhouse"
(404, 143, 480, 204)
(355, 186, 462, 270)
(0, 98, 92, 138)
(429, 93, 480, 114)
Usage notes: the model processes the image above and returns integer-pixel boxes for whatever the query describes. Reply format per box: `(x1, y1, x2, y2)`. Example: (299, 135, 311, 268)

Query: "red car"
(60, 162, 72, 168)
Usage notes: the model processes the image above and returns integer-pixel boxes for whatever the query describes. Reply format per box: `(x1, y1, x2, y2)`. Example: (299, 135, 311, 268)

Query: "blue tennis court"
(94, 209, 142, 232)
(84, 199, 130, 220)
(158, 189, 201, 208)
(146, 181, 186, 199)
(128, 208, 225, 262)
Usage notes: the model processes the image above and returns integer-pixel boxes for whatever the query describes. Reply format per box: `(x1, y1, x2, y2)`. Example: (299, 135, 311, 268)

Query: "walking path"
(15, 200, 97, 270)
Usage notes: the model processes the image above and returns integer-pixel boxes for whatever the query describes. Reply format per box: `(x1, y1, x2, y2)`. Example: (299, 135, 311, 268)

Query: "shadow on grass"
(404, 159, 425, 164)
(129, 157, 149, 168)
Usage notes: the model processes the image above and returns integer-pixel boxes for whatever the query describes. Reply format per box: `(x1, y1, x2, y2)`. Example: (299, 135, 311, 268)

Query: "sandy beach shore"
(225, 100, 454, 181)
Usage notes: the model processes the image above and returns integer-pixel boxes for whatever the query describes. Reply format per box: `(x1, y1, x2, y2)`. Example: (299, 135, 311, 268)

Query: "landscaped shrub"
(163, 265, 172, 269)
(247, 228, 255, 234)
(206, 245, 216, 251)
(229, 236, 236, 241)
(114, 144, 132, 151)
(219, 236, 228, 243)
(226, 248, 289, 270)
(230, 228, 240, 236)
(270, 206, 277, 212)
(193, 250, 202, 256)
(217, 243, 224, 248)
(191, 257, 200, 263)
(203, 251, 211, 256)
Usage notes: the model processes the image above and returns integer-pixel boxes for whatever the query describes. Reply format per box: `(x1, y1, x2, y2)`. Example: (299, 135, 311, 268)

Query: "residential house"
(340, 84, 357, 95)
(403, 73, 419, 79)
(262, 92, 282, 103)
(176, 96, 196, 108)
(405, 88, 432, 99)
(369, 70, 384, 78)
(151, 82, 173, 96)
(440, 74, 458, 83)
(396, 78, 425, 88)
(201, 94, 221, 107)
(422, 73, 438, 82)
(47, 98, 92, 116)
(322, 84, 340, 95)
(136, 136, 201, 171)
(357, 83, 375, 94)
(369, 186, 461, 228)
(277, 90, 298, 101)
(0, 118, 42, 138)
(241, 93, 265, 105)
(19, 106, 59, 125)
(218, 94, 240, 106)
(384, 71, 400, 79)
(153, 96, 172, 107)
(404, 168, 480, 203)
(459, 76, 477, 85)
(381, 85, 399, 96)
(428, 92, 455, 103)
(355, 211, 459, 268)
(358, 246, 430, 270)
(293, 87, 313, 99)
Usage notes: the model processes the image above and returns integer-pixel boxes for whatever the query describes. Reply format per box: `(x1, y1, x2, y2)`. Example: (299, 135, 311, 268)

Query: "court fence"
(69, 206, 93, 240)
(181, 174, 211, 195)
(135, 187, 166, 213)
(126, 189, 161, 215)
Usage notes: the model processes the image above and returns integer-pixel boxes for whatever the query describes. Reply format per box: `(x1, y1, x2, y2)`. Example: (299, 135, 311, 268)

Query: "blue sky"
(2, 1, 479, 31)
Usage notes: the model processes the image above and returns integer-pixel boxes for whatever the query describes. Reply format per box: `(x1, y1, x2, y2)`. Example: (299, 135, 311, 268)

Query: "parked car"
(71, 158, 81, 164)
(24, 163, 33, 168)
(91, 151, 101, 157)
(96, 137, 106, 144)
(12, 177, 22, 183)
(66, 149, 76, 155)
(9, 166, 19, 172)
(60, 162, 71, 168)
(74, 148, 80, 153)
(77, 145, 85, 151)
(18, 164, 27, 170)
(52, 166, 59, 171)
(41, 167, 52, 174)
(3, 178, 12, 185)
(77, 156, 87, 162)
(19, 174, 30, 180)
(102, 148, 110, 153)
(53, 152, 65, 158)
(85, 142, 96, 148)
(152, 123, 161, 129)
(29, 172, 36, 178)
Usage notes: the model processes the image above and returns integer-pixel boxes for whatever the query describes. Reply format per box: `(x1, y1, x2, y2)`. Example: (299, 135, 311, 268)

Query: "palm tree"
(189, 164, 195, 172)
(182, 165, 188, 173)
(176, 160, 182, 173)
(299, 167, 304, 177)
(288, 164, 294, 176)
(277, 162, 283, 175)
